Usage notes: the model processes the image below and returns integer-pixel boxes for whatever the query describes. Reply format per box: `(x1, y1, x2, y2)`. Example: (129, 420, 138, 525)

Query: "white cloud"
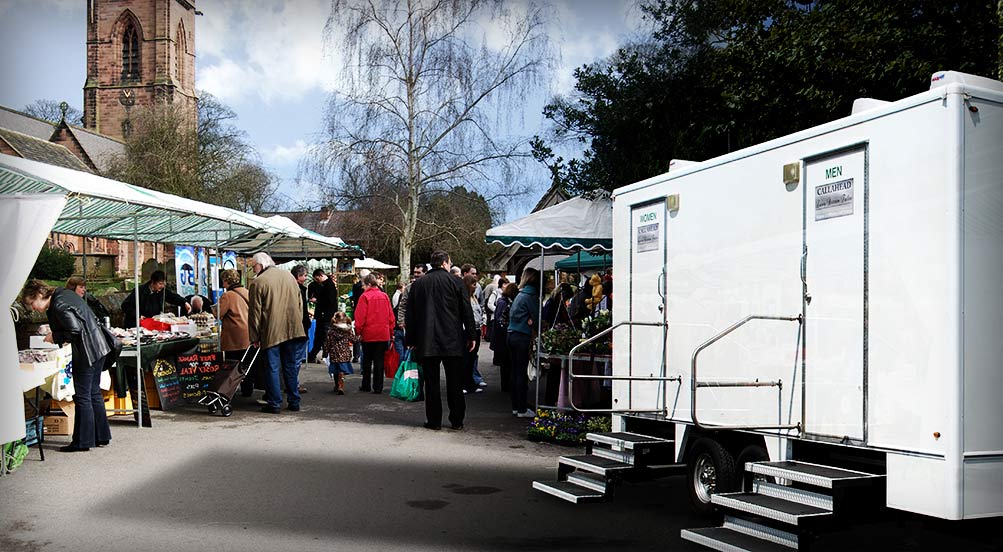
(196, 0, 339, 104)
(552, 0, 646, 94)
(263, 139, 310, 166)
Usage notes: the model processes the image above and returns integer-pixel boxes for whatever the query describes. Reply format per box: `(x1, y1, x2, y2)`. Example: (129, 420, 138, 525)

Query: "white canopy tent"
(484, 196, 613, 413)
(354, 258, 398, 270)
(0, 153, 362, 442)
(485, 196, 613, 252)
(220, 213, 364, 259)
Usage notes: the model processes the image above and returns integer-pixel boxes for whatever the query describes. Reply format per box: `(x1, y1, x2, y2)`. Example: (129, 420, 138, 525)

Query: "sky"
(0, 0, 647, 222)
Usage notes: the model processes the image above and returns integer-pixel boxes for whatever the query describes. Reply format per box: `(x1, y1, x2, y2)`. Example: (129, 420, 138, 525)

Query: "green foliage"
(31, 246, 75, 280)
(541, 323, 581, 354)
(581, 309, 612, 353)
(536, 0, 1003, 195)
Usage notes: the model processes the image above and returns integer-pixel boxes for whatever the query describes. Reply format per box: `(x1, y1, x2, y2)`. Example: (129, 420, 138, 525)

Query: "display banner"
(175, 246, 197, 297)
(196, 247, 209, 297)
(222, 251, 237, 270)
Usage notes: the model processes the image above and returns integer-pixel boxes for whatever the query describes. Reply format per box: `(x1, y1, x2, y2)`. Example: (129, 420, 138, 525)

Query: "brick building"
(0, 0, 201, 279)
(83, 0, 198, 140)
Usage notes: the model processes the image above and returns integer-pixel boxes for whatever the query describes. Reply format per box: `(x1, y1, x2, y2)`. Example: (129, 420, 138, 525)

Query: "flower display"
(540, 323, 581, 354)
(581, 309, 612, 353)
(526, 408, 612, 445)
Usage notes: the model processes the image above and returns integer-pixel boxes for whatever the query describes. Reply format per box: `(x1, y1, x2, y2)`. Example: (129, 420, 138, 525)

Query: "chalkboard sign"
(177, 351, 222, 402)
(150, 358, 184, 410)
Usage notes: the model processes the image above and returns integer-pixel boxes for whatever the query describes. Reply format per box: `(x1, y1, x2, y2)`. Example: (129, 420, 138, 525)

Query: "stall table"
(538, 352, 612, 411)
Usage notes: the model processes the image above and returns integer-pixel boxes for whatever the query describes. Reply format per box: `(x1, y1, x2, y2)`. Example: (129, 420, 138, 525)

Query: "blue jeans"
(265, 338, 305, 408)
(71, 352, 111, 448)
(393, 328, 406, 358)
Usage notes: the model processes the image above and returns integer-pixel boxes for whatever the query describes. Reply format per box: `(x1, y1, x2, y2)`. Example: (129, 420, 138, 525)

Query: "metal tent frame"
(0, 154, 364, 430)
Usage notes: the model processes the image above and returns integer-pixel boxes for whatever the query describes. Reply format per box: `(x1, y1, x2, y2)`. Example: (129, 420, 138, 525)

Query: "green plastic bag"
(390, 349, 423, 402)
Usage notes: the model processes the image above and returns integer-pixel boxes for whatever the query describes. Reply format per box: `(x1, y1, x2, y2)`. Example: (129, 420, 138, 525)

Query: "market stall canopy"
(0, 154, 258, 247)
(219, 213, 365, 258)
(354, 258, 397, 270)
(554, 251, 613, 271)
(485, 196, 612, 251)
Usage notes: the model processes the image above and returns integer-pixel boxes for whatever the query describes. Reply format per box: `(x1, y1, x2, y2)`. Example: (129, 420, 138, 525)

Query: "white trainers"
(474, 388, 484, 393)
(515, 410, 536, 418)
(477, 381, 487, 387)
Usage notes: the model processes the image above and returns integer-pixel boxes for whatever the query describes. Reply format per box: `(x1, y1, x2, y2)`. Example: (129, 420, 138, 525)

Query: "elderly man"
(247, 252, 307, 413)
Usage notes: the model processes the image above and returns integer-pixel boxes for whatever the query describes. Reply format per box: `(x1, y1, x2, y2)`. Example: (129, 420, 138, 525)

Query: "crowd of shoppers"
(22, 245, 602, 441)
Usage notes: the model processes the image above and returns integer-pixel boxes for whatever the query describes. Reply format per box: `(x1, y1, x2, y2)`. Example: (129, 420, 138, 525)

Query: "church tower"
(82, 0, 198, 141)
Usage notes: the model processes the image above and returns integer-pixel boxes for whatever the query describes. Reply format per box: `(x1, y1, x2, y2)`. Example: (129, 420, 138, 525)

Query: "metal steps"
(681, 527, 796, 552)
(712, 492, 832, 527)
(532, 431, 676, 504)
(683, 459, 885, 551)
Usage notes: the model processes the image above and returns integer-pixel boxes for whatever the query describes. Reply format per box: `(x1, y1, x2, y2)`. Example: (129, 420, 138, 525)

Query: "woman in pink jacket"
(354, 272, 396, 393)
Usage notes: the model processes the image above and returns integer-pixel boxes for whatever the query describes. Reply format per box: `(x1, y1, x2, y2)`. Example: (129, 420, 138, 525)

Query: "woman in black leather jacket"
(22, 279, 112, 452)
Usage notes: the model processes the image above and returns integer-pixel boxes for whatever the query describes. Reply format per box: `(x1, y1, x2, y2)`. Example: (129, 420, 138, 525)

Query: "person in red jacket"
(354, 272, 396, 393)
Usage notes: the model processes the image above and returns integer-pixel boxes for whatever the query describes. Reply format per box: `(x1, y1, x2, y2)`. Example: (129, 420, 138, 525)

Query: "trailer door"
(803, 146, 867, 443)
(627, 200, 667, 410)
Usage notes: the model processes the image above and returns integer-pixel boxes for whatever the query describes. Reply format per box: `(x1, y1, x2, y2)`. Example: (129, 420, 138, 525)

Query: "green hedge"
(31, 246, 75, 281)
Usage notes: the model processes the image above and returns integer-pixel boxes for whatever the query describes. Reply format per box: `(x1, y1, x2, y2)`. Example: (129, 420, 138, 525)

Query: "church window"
(122, 23, 140, 82)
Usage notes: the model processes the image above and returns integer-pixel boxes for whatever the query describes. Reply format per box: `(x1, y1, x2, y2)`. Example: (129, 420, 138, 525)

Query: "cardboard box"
(43, 399, 76, 436)
(42, 414, 73, 436)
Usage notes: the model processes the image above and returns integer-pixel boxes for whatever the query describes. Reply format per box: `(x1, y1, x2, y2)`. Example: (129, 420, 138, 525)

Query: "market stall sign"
(177, 352, 222, 402)
(151, 358, 184, 410)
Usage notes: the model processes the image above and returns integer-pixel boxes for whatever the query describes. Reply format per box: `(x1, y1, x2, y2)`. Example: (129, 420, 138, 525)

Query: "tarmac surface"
(2, 358, 1002, 552)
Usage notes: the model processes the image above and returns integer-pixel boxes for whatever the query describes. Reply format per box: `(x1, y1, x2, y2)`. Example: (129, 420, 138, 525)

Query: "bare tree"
(308, 0, 552, 269)
(22, 99, 84, 126)
(105, 92, 278, 213)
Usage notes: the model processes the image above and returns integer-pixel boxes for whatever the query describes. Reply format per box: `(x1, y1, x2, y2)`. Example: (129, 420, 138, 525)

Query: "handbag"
(101, 324, 123, 371)
(389, 349, 423, 402)
(384, 346, 400, 379)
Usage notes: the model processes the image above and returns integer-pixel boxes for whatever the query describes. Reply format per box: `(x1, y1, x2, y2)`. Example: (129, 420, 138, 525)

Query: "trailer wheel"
(687, 438, 737, 516)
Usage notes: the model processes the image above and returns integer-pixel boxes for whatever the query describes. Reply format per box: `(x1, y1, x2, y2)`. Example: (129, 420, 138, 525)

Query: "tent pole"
(134, 214, 142, 429)
(535, 247, 544, 413)
(79, 202, 87, 280)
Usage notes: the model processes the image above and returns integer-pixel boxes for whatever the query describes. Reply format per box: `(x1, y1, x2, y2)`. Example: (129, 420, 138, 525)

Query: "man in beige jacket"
(247, 252, 307, 413)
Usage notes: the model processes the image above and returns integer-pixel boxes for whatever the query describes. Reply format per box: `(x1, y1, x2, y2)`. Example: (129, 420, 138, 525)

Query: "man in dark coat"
(405, 250, 476, 430)
(121, 270, 190, 327)
(308, 268, 340, 362)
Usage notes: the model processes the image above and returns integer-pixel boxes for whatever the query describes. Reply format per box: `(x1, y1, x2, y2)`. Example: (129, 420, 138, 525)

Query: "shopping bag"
(389, 350, 422, 402)
(384, 347, 400, 379)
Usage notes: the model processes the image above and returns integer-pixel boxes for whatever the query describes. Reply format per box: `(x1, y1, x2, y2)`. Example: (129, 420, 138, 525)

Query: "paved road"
(2, 360, 1002, 552)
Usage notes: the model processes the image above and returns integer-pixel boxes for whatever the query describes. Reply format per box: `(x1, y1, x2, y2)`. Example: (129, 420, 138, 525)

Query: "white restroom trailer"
(595, 70, 1003, 536)
(534, 70, 1003, 549)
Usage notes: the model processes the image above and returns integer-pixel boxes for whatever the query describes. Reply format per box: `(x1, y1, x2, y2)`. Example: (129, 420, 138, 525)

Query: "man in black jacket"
(307, 268, 339, 363)
(405, 250, 476, 431)
(121, 270, 190, 327)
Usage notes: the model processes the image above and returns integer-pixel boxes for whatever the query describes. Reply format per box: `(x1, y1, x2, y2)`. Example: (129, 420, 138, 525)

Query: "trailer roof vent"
(930, 71, 1003, 94)
(851, 98, 890, 115)
(669, 159, 697, 171)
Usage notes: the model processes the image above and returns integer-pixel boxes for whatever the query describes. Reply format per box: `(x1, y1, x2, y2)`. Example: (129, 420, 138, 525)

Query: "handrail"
(567, 320, 680, 413)
(690, 314, 803, 432)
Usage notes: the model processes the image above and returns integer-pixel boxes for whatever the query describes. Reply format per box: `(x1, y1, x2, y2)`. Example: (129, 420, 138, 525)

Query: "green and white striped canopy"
(0, 153, 363, 257)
